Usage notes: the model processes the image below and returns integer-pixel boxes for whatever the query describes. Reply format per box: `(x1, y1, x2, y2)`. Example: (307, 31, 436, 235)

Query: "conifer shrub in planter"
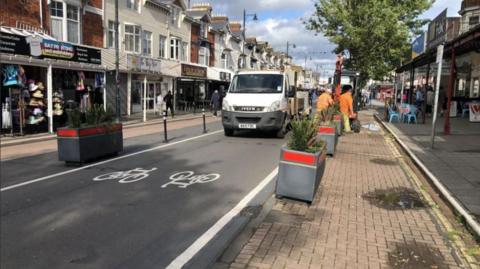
(276, 117, 327, 203)
(317, 107, 338, 156)
(57, 105, 123, 164)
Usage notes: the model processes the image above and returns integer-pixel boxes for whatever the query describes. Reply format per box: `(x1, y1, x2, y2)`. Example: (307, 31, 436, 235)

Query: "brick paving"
(228, 110, 466, 269)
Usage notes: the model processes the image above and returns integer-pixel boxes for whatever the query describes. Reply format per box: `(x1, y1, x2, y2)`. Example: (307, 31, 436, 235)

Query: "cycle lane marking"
(1, 130, 223, 192)
(91, 169, 221, 187)
(166, 167, 278, 269)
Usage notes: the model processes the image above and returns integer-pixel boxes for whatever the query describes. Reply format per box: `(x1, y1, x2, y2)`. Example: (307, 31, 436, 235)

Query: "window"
(125, 24, 141, 53)
(50, 1, 80, 43)
(159, 35, 166, 58)
(200, 22, 208, 38)
(126, 0, 140, 11)
(221, 53, 230, 69)
(107, 21, 116, 48)
(181, 41, 188, 62)
(170, 38, 181, 60)
(469, 16, 479, 26)
(171, 7, 178, 26)
(229, 74, 283, 93)
(142, 31, 152, 56)
(198, 47, 210, 66)
(50, 1, 63, 40)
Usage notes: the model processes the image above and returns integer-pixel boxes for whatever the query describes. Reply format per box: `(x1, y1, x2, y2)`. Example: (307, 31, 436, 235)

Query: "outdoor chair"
(388, 106, 400, 123)
(403, 105, 417, 124)
(462, 102, 470, 118)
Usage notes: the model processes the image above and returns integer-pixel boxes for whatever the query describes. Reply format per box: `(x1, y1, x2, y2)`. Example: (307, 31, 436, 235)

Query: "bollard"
(202, 108, 207, 133)
(163, 110, 168, 143)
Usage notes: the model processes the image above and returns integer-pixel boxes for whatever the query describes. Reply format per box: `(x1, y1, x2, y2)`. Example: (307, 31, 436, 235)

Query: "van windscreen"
(229, 74, 283, 93)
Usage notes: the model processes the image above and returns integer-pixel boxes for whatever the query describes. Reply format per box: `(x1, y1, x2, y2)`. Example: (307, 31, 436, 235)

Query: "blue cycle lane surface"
(0, 123, 286, 269)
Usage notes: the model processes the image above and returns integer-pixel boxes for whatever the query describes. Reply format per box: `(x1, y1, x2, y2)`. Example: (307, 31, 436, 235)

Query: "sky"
(193, 0, 463, 78)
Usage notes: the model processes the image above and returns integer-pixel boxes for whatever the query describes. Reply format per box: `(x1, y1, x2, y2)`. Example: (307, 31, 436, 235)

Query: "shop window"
(198, 47, 210, 66)
(181, 41, 188, 62)
(170, 38, 181, 60)
(159, 35, 166, 58)
(50, 1, 80, 44)
(142, 31, 152, 56)
(126, 0, 140, 12)
(125, 24, 141, 53)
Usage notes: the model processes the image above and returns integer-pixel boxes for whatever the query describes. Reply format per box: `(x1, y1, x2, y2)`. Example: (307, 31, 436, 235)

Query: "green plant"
(288, 117, 324, 153)
(316, 106, 336, 126)
(66, 109, 82, 128)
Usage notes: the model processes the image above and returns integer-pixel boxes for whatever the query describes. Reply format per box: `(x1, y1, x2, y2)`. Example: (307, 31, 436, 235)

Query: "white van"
(221, 70, 294, 137)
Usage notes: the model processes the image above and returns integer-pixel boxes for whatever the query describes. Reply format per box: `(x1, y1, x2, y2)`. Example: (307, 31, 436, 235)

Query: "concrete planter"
(276, 145, 327, 203)
(333, 114, 343, 136)
(57, 123, 123, 164)
(317, 125, 337, 156)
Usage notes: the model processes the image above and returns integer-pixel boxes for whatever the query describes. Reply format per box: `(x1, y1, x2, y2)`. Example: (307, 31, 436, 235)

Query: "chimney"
(190, 2, 212, 13)
(212, 14, 228, 22)
(229, 21, 242, 33)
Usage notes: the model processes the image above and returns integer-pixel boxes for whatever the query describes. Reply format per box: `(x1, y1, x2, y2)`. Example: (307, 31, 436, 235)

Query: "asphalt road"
(0, 122, 286, 269)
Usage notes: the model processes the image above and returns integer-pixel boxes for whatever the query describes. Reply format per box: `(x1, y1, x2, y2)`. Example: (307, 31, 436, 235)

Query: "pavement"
(1, 119, 287, 268)
(221, 109, 473, 269)
(375, 101, 480, 223)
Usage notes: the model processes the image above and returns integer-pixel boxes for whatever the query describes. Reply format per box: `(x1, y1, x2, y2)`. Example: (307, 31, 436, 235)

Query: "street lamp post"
(242, 9, 258, 68)
(114, 0, 120, 122)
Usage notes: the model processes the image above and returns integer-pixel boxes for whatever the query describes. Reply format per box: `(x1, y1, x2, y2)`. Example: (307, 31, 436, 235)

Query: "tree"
(306, 0, 433, 81)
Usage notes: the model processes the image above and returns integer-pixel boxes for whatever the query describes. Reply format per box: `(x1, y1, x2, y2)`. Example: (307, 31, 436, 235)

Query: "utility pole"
(115, 0, 120, 122)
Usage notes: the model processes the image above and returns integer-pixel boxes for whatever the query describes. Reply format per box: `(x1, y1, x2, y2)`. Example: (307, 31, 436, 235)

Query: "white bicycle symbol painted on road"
(93, 168, 158, 184)
(161, 171, 221, 188)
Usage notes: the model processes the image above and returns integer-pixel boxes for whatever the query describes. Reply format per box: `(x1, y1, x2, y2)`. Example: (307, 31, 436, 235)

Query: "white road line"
(1, 130, 224, 192)
(166, 167, 278, 269)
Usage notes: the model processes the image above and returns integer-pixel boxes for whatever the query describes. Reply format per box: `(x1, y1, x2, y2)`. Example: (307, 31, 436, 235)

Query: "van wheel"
(224, 128, 234, 136)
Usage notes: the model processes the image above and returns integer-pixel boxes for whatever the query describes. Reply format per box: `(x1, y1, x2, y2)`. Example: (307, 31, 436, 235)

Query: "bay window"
(198, 47, 210, 66)
(181, 41, 188, 62)
(142, 31, 152, 56)
(125, 24, 141, 53)
(50, 1, 80, 43)
(170, 38, 181, 60)
(159, 35, 166, 58)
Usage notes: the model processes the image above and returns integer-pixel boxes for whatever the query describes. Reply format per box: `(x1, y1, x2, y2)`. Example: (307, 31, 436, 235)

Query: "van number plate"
(238, 124, 256, 129)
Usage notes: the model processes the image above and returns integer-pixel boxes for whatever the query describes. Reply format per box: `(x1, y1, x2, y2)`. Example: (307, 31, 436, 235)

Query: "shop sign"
(470, 103, 480, 122)
(126, 54, 161, 73)
(411, 33, 425, 59)
(427, 9, 447, 49)
(0, 32, 101, 64)
(220, 72, 231, 81)
(181, 64, 207, 78)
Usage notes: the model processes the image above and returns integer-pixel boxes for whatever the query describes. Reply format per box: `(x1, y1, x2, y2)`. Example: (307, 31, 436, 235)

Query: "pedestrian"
(210, 90, 220, 117)
(164, 90, 174, 118)
(310, 88, 318, 116)
(415, 86, 424, 112)
(316, 87, 333, 112)
(156, 93, 164, 115)
(426, 86, 434, 115)
(339, 85, 354, 132)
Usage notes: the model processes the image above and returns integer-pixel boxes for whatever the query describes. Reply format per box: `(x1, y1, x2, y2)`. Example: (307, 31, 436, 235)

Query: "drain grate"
(362, 187, 426, 210)
(370, 158, 398, 166)
(388, 241, 448, 269)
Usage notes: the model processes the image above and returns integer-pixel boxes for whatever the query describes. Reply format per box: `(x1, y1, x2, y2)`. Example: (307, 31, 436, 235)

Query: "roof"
(210, 21, 228, 32)
(186, 10, 211, 22)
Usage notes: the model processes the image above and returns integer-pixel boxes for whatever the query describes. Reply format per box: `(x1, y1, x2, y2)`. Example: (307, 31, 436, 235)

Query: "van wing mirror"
(287, 86, 295, 97)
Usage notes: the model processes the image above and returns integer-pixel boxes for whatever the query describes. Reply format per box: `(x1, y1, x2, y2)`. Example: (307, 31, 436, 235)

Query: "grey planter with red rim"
(57, 123, 123, 164)
(317, 125, 337, 156)
(276, 145, 327, 203)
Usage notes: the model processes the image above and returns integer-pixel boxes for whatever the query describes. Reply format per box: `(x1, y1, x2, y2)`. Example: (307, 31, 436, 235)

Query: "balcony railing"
(15, 21, 49, 35)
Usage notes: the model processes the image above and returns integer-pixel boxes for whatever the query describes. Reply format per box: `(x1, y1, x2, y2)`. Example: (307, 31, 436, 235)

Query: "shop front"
(1, 26, 104, 135)
(176, 64, 208, 113)
(207, 67, 233, 101)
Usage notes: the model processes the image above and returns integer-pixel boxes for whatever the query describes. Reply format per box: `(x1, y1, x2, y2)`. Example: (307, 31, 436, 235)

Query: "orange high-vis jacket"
(316, 92, 333, 111)
(339, 92, 353, 115)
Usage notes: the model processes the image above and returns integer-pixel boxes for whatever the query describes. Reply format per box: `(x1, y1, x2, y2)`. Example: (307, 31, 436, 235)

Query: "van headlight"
(266, 101, 281, 112)
(222, 99, 233, 111)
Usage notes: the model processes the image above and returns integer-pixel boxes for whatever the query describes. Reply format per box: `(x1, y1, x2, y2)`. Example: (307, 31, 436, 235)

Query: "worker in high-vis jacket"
(339, 85, 354, 132)
(316, 87, 334, 112)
